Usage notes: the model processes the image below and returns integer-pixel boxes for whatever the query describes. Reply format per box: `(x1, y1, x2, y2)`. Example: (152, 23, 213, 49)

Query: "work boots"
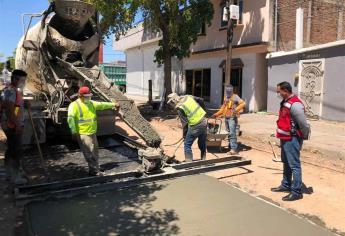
(228, 149, 239, 155)
(184, 153, 193, 163)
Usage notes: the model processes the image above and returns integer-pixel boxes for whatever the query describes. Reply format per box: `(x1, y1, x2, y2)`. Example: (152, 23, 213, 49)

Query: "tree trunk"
(164, 52, 172, 96)
(162, 32, 172, 100)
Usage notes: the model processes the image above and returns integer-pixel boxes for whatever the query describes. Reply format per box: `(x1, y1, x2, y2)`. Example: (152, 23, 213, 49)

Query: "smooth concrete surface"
(26, 175, 335, 236)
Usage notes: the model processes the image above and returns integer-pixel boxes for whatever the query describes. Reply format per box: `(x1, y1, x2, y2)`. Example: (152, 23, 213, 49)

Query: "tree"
(84, 0, 139, 40)
(139, 0, 214, 97)
(0, 53, 5, 72)
(0, 50, 15, 72)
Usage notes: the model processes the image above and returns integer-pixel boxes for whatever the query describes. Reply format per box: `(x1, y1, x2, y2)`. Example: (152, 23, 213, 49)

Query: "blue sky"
(0, 0, 125, 63)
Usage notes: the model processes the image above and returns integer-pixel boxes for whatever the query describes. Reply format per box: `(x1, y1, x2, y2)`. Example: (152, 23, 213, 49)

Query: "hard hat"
(78, 86, 92, 97)
(167, 93, 180, 107)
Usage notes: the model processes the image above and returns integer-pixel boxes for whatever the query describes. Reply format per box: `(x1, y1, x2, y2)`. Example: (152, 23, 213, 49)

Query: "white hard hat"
(167, 93, 180, 107)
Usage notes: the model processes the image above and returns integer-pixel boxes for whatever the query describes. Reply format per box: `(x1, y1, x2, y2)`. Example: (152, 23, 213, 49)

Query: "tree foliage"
(84, 0, 138, 39)
(139, 0, 214, 96)
(140, 0, 214, 65)
(0, 50, 16, 72)
(81, 0, 214, 96)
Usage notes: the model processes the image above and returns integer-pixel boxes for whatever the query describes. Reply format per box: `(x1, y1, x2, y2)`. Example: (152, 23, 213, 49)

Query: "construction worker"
(212, 85, 246, 155)
(167, 93, 207, 162)
(271, 81, 310, 201)
(2, 61, 11, 86)
(0, 69, 28, 185)
(67, 86, 119, 176)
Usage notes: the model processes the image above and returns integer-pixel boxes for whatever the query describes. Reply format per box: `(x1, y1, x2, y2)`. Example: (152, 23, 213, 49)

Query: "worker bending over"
(167, 93, 207, 162)
(213, 85, 246, 155)
(0, 69, 28, 185)
(67, 86, 119, 176)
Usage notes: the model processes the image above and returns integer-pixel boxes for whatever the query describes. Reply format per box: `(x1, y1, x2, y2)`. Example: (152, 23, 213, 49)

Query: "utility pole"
(225, 0, 235, 88)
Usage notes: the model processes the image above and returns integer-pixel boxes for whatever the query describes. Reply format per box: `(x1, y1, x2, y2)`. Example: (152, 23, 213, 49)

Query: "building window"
(220, 0, 243, 28)
(198, 22, 206, 35)
(185, 69, 211, 102)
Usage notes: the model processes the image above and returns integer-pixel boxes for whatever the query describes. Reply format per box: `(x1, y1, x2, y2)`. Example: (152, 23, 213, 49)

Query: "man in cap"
(212, 85, 246, 155)
(0, 69, 28, 185)
(167, 93, 207, 162)
(67, 86, 119, 176)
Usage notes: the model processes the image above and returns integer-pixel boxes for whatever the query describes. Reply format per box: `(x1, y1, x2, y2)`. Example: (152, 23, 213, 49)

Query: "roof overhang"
(191, 42, 270, 55)
(266, 40, 345, 59)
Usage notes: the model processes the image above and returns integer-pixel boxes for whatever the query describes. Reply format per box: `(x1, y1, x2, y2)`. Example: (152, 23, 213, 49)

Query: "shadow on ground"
(26, 182, 180, 236)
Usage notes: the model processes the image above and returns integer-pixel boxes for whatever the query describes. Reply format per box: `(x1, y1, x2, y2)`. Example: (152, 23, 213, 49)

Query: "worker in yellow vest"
(167, 93, 207, 162)
(67, 86, 119, 176)
(213, 85, 246, 155)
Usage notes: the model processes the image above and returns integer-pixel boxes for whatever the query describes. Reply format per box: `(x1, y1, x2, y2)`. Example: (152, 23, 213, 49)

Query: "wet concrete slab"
(25, 174, 335, 236)
(22, 141, 140, 184)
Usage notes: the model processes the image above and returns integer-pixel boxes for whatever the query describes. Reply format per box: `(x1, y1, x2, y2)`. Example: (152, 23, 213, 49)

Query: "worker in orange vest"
(213, 85, 246, 155)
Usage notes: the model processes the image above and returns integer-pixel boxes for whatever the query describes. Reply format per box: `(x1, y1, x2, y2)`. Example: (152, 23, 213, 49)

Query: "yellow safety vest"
(178, 96, 206, 125)
(68, 99, 98, 135)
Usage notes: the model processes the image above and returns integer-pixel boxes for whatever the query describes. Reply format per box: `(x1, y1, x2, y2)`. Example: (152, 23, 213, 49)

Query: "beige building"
(115, 0, 272, 111)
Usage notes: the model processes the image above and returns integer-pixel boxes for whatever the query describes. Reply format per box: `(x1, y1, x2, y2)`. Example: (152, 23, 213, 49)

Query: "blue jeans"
(225, 117, 238, 151)
(184, 119, 207, 158)
(281, 136, 303, 195)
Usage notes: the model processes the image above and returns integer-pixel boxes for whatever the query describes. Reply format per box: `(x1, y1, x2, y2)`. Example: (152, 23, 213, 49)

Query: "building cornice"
(191, 42, 270, 55)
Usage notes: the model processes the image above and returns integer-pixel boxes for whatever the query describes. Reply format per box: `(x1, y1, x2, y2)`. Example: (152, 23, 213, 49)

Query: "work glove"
(114, 102, 120, 110)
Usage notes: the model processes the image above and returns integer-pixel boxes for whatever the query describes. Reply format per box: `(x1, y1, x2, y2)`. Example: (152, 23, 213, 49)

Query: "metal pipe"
(21, 13, 44, 35)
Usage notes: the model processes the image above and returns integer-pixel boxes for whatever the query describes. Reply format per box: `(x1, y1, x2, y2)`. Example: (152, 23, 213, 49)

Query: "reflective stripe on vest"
(283, 102, 292, 109)
(75, 101, 97, 124)
(178, 96, 206, 125)
(14, 90, 21, 117)
(277, 128, 290, 136)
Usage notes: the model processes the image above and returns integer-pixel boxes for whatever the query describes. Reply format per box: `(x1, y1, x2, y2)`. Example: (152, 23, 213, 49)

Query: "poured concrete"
(26, 175, 335, 236)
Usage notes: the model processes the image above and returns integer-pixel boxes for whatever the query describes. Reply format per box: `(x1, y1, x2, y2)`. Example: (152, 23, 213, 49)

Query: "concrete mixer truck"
(15, 0, 161, 148)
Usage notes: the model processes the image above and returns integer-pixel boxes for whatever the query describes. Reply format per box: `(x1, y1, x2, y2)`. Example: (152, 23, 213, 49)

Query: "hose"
(164, 137, 184, 146)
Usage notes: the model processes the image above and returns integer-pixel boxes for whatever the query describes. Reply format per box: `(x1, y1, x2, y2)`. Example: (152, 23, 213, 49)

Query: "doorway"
(185, 69, 211, 101)
(221, 67, 243, 103)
